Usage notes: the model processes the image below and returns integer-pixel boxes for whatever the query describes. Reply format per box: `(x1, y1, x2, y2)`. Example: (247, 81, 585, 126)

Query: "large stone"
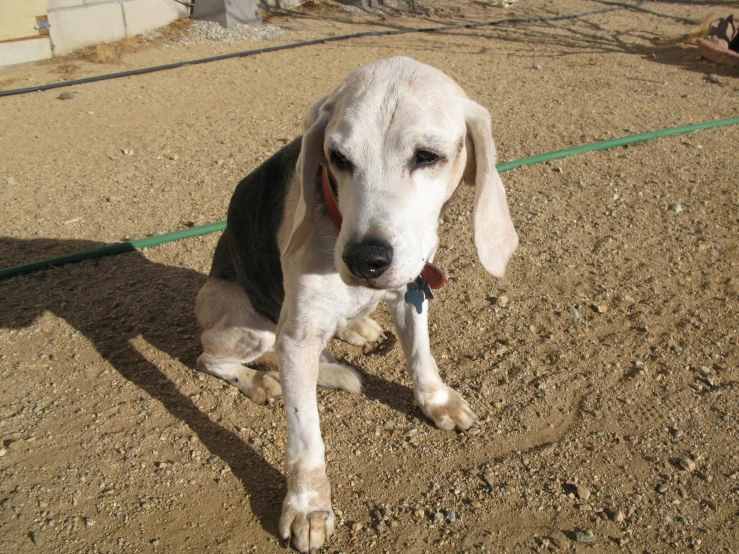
(193, 0, 262, 27)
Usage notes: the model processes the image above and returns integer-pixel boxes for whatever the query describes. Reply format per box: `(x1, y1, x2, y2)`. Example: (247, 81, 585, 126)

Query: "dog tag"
(405, 283, 425, 314)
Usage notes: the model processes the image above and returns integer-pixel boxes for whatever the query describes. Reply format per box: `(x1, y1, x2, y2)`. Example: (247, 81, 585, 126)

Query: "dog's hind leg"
(195, 278, 361, 402)
(195, 278, 281, 404)
(334, 317, 384, 347)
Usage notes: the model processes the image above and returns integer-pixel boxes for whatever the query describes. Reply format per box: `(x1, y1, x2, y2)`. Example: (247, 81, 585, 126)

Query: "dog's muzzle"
(342, 238, 393, 280)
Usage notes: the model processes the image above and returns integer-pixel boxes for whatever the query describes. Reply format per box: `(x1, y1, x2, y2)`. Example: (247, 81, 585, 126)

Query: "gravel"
(181, 21, 282, 45)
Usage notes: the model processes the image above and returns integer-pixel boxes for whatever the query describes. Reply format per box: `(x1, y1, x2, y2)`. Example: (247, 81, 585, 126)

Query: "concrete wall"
(46, 0, 190, 56)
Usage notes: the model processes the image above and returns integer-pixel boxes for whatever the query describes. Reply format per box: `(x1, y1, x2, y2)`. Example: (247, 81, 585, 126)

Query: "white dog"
(195, 56, 518, 552)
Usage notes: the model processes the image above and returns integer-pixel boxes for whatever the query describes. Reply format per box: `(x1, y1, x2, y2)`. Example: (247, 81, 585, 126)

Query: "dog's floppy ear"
(463, 100, 518, 278)
(283, 95, 332, 258)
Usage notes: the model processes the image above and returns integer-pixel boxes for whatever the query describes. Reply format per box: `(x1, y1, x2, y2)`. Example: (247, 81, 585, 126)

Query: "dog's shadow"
(0, 236, 417, 535)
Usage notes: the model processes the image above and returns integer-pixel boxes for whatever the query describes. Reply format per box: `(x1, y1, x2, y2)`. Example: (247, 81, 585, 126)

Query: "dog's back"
(210, 137, 302, 323)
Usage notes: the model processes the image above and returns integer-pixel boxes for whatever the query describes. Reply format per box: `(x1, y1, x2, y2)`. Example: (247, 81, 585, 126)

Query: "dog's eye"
(330, 151, 353, 171)
(413, 150, 441, 168)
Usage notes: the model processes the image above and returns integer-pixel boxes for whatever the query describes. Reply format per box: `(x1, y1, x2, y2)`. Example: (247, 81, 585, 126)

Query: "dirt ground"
(1, 0, 738, 552)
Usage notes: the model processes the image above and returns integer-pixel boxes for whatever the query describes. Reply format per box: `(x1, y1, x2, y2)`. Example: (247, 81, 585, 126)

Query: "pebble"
(576, 484, 591, 501)
(4, 177, 16, 185)
(568, 307, 581, 320)
(351, 521, 363, 532)
(122, 149, 134, 156)
(496, 295, 509, 307)
(612, 510, 625, 523)
(446, 510, 457, 523)
(668, 203, 683, 213)
(575, 530, 595, 544)
(657, 483, 669, 493)
(29, 531, 43, 546)
(150, 538, 160, 546)
(0, 448, 6, 457)
(677, 457, 696, 472)
(591, 304, 607, 314)
(533, 63, 543, 70)
(432, 511, 444, 524)
(707, 73, 721, 84)
(57, 91, 74, 100)
(413, 508, 425, 518)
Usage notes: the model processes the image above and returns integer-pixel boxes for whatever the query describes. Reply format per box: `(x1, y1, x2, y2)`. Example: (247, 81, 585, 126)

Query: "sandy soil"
(1, 1, 738, 552)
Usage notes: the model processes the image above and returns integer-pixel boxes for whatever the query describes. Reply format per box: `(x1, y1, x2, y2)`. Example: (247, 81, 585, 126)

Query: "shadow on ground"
(0, 236, 420, 534)
(0, 237, 288, 535)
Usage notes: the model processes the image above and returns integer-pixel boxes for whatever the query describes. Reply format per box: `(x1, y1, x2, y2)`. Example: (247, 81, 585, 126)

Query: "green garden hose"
(1, 116, 737, 281)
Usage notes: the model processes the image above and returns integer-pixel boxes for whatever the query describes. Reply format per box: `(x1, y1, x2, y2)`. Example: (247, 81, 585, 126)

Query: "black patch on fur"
(209, 138, 303, 324)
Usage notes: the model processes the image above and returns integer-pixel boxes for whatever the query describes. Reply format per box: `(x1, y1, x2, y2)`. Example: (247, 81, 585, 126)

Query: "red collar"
(321, 166, 446, 290)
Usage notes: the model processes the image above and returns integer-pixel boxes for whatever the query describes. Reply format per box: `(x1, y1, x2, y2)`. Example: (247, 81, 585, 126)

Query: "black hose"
(0, 3, 632, 98)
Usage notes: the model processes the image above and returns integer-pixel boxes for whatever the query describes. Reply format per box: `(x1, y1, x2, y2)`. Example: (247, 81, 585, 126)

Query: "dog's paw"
(279, 473, 334, 553)
(417, 386, 479, 431)
(334, 317, 384, 347)
(244, 370, 282, 405)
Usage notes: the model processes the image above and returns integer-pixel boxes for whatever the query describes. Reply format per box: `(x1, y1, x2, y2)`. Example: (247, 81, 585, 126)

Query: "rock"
(413, 508, 425, 518)
(58, 91, 75, 100)
(482, 472, 495, 487)
(568, 307, 581, 320)
(0, 448, 6, 457)
(657, 483, 669, 493)
(707, 73, 721, 84)
(576, 484, 591, 501)
(432, 512, 444, 524)
(496, 295, 509, 307)
(351, 521, 363, 532)
(591, 304, 607, 314)
(575, 530, 595, 544)
(612, 510, 625, 523)
(533, 63, 543, 70)
(668, 203, 683, 213)
(149, 538, 160, 546)
(29, 531, 43, 546)
(122, 149, 134, 156)
(677, 458, 696, 472)
(446, 510, 457, 523)
(4, 177, 16, 185)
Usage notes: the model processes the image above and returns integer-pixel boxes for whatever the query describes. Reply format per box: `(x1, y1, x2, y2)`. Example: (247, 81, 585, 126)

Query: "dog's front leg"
(388, 293, 479, 432)
(277, 321, 334, 553)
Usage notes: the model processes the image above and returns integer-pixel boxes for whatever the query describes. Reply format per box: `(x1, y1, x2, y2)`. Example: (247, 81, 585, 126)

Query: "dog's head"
(284, 57, 518, 289)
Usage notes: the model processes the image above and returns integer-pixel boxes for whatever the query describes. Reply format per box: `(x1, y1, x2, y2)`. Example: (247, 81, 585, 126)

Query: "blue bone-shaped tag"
(405, 284, 425, 314)
(404, 277, 434, 315)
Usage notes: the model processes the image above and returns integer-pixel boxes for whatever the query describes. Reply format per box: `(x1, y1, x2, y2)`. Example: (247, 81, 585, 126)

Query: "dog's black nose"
(342, 239, 393, 280)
